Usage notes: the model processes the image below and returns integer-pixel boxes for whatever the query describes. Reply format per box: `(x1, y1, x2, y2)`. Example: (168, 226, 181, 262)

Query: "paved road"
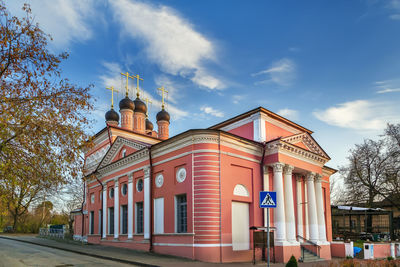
(0, 238, 133, 267)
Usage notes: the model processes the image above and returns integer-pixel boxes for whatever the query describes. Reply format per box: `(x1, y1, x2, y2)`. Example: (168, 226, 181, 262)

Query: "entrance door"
(232, 201, 250, 250)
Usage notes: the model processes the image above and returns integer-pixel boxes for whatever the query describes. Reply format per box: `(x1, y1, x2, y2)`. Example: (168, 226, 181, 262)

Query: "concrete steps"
(300, 247, 325, 262)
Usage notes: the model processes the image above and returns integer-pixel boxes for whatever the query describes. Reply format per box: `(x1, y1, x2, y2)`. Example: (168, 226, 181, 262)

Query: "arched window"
(233, 184, 249, 197)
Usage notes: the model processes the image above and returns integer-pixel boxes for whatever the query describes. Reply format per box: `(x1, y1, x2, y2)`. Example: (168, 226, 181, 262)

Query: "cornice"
(282, 132, 329, 159)
(265, 140, 329, 166)
(97, 148, 149, 177)
(98, 137, 147, 169)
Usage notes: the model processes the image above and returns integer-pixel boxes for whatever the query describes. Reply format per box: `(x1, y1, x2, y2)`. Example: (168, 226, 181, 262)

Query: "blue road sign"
(259, 191, 277, 208)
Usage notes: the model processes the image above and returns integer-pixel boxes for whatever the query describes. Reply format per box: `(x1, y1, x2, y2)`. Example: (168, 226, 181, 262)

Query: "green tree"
(0, 2, 93, 231)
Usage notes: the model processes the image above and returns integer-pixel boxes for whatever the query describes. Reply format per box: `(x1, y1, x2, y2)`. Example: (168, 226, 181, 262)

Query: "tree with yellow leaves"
(0, 2, 93, 231)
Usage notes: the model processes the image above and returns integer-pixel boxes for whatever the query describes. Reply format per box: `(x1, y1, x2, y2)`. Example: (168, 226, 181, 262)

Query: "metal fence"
(39, 227, 70, 239)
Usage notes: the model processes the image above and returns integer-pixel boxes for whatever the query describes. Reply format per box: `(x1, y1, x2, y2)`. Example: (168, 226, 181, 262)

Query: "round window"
(176, 167, 187, 183)
(136, 179, 143, 192)
(155, 174, 164, 188)
(109, 187, 114, 198)
(122, 183, 127, 196)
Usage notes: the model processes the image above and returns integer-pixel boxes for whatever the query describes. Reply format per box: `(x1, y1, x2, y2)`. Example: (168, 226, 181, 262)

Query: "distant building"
(72, 84, 335, 262)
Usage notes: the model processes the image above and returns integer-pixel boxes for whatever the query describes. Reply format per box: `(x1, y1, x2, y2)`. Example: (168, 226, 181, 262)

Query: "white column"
(314, 174, 327, 242)
(272, 162, 286, 243)
(128, 174, 133, 239)
(304, 182, 309, 240)
(296, 175, 304, 238)
(114, 179, 119, 239)
(306, 172, 319, 243)
(102, 184, 107, 238)
(144, 167, 150, 239)
(283, 165, 297, 243)
(263, 166, 270, 227)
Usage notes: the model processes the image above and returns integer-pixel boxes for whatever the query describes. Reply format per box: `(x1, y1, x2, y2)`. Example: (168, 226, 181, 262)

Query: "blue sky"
(8, 0, 400, 171)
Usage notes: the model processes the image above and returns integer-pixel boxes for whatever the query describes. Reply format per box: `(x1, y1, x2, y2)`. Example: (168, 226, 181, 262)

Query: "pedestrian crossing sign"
(259, 191, 277, 208)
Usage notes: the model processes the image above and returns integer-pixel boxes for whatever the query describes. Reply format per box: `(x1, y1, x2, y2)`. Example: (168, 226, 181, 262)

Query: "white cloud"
(154, 75, 182, 104)
(390, 14, 400, 20)
(109, 0, 224, 90)
(277, 108, 299, 121)
(377, 88, 400, 93)
(252, 58, 296, 86)
(200, 106, 224, 118)
(313, 99, 400, 130)
(232, 94, 245, 104)
(8, 0, 99, 49)
(374, 79, 400, 93)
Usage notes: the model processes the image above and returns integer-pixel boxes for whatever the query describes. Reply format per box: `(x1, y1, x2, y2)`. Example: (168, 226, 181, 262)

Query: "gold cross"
(131, 74, 144, 98)
(120, 72, 135, 97)
(157, 86, 168, 109)
(106, 86, 119, 108)
(144, 97, 152, 117)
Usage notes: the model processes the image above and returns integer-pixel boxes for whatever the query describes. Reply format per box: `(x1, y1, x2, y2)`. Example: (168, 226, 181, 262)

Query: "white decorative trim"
(155, 174, 164, 188)
(219, 116, 254, 132)
(282, 132, 329, 159)
(98, 137, 147, 169)
(233, 184, 249, 197)
(176, 167, 187, 183)
(265, 140, 328, 166)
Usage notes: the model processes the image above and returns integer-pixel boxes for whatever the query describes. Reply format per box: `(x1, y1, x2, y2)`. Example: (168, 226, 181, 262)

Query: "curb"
(0, 235, 159, 267)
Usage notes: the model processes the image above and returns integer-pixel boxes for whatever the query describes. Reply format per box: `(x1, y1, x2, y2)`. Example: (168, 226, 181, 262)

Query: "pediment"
(282, 132, 330, 159)
(97, 137, 147, 169)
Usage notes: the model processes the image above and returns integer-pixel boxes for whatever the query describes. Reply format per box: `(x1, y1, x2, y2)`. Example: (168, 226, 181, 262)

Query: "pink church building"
(73, 95, 335, 263)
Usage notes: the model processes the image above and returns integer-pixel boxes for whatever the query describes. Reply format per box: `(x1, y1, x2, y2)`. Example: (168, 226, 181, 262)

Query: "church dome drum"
(156, 109, 170, 122)
(105, 108, 119, 122)
(119, 96, 135, 110)
(134, 97, 147, 114)
(146, 118, 154, 131)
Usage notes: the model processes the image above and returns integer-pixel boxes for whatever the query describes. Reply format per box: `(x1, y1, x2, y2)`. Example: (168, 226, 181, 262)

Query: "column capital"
(144, 166, 150, 178)
(314, 173, 323, 182)
(114, 178, 119, 186)
(306, 172, 315, 181)
(295, 174, 303, 182)
(103, 183, 107, 190)
(272, 162, 285, 173)
(283, 164, 294, 175)
(128, 173, 133, 183)
(263, 165, 269, 174)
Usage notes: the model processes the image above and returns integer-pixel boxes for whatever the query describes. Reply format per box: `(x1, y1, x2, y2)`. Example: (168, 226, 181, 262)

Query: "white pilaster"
(283, 165, 297, 243)
(252, 114, 266, 142)
(102, 184, 107, 238)
(144, 167, 150, 239)
(272, 162, 286, 243)
(263, 166, 270, 227)
(304, 182, 309, 239)
(128, 174, 133, 239)
(314, 174, 327, 243)
(296, 175, 304, 238)
(306, 172, 319, 243)
(114, 179, 119, 239)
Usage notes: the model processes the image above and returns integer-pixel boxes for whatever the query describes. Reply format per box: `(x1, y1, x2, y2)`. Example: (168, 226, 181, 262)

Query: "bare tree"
(341, 124, 400, 208)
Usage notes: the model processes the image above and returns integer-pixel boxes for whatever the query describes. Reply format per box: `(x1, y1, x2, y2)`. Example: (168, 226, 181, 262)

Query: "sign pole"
(267, 207, 270, 267)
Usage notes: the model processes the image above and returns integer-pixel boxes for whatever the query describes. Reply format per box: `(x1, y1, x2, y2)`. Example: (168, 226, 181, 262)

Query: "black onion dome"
(146, 118, 154, 131)
(105, 108, 119, 122)
(119, 96, 134, 110)
(156, 108, 170, 122)
(134, 97, 147, 113)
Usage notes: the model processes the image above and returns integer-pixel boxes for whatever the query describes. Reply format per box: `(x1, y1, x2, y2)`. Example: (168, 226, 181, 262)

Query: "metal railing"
(297, 235, 321, 260)
(39, 228, 70, 239)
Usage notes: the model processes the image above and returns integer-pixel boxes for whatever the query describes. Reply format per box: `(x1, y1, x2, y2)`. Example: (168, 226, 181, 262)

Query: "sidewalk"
(0, 234, 333, 267)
